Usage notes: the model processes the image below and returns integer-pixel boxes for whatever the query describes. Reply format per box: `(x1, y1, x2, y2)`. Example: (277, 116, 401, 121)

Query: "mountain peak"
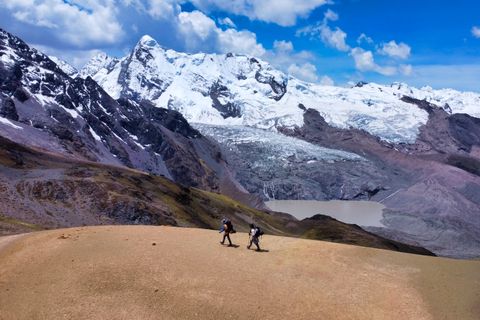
(137, 34, 159, 48)
(79, 51, 117, 79)
(92, 51, 110, 60)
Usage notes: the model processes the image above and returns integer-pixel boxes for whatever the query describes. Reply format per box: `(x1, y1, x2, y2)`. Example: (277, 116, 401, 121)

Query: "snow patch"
(89, 127, 102, 141)
(61, 106, 79, 118)
(0, 117, 23, 130)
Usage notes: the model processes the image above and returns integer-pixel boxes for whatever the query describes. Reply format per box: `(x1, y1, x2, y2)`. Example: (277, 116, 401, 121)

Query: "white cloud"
(147, 0, 181, 20)
(357, 33, 373, 45)
(323, 9, 338, 22)
(288, 63, 319, 82)
(217, 28, 266, 57)
(122, 0, 181, 20)
(189, 0, 330, 26)
(177, 10, 265, 56)
(218, 17, 236, 28)
(319, 25, 350, 52)
(178, 10, 216, 42)
(350, 48, 375, 71)
(350, 47, 397, 76)
(295, 9, 415, 80)
(377, 40, 411, 59)
(265, 40, 316, 76)
(286, 61, 333, 85)
(1, 0, 124, 48)
(121, 0, 149, 9)
(297, 10, 350, 52)
(399, 64, 413, 76)
(472, 26, 480, 38)
(273, 40, 294, 53)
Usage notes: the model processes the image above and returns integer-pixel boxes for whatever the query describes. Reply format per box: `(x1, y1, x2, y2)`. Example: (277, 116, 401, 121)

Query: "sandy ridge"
(0, 226, 479, 320)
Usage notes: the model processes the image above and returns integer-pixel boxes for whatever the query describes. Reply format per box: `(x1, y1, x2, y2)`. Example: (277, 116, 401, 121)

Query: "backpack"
(228, 221, 237, 233)
(223, 219, 236, 233)
(254, 227, 264, 237)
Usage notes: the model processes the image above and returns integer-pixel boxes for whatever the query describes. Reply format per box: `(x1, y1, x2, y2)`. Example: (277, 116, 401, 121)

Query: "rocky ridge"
(0, 28, 251, 201)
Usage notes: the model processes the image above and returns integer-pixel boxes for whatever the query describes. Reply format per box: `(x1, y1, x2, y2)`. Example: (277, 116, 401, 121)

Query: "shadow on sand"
(219, 243, 268, 251)
(221, 244, 240, 248)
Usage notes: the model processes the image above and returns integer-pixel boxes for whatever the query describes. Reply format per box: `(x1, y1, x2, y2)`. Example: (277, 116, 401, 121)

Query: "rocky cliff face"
(0, 28, 249, 198)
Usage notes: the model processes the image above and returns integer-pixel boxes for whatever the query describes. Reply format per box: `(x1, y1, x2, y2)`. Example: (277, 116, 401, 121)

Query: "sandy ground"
(0, 226, 479, 320)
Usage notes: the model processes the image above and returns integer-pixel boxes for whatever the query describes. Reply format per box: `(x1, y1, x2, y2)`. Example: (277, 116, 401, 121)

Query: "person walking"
(219, 218, 235, 246)
(247, 223, 263, 251)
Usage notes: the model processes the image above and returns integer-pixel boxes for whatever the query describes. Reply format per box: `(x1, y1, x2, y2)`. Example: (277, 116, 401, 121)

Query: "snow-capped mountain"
(49, 56, 78, 77)
(81, 35, 479, 144)
(78, 52, 118, 79)
(358, 82, 480, 118)
(2, 29, 480, 258)
(0, 28, 246, 198)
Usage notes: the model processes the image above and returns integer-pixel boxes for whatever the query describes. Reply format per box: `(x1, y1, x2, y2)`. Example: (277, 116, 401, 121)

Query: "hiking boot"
(220, 241, 224, 245)
(247, 245, 251, 249)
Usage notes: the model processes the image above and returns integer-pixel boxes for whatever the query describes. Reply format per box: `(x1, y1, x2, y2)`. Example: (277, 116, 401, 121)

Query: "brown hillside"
(0, 226, 478, 320)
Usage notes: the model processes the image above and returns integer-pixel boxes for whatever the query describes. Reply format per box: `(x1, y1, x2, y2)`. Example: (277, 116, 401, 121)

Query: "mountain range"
(1, 28, 479, 258)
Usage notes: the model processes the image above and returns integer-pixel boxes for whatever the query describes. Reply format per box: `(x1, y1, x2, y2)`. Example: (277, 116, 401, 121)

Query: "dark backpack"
(225, 220, 236, 233)
(254, 227, 264, 237)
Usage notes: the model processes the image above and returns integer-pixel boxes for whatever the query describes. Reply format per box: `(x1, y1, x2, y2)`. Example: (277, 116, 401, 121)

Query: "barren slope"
(0, 226, 478, 320)
(0, 135, 433, 255)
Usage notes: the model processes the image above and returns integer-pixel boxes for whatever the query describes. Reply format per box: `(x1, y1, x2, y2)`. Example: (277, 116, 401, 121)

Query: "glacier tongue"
(81, 34, 479, 144)
(194, 124, 365, 164)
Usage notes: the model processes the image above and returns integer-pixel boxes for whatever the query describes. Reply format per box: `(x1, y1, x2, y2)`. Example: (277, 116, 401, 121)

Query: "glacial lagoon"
(265, 200, 386, 227)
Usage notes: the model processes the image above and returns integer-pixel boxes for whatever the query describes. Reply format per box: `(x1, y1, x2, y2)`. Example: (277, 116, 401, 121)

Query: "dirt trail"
(0, 226, 479, 320)
(0, 234, 25, 253)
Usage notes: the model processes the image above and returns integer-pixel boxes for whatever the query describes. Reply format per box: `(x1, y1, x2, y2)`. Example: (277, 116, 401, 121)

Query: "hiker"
(247, 223, 263, 251)
(219, 218, 235, 246)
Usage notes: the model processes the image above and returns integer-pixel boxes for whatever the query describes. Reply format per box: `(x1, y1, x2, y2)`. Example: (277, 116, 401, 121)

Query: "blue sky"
(1, 0, 479, 91)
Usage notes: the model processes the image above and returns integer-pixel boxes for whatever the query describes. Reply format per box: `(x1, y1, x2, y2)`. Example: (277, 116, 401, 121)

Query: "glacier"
(194, 124, 364, 165)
